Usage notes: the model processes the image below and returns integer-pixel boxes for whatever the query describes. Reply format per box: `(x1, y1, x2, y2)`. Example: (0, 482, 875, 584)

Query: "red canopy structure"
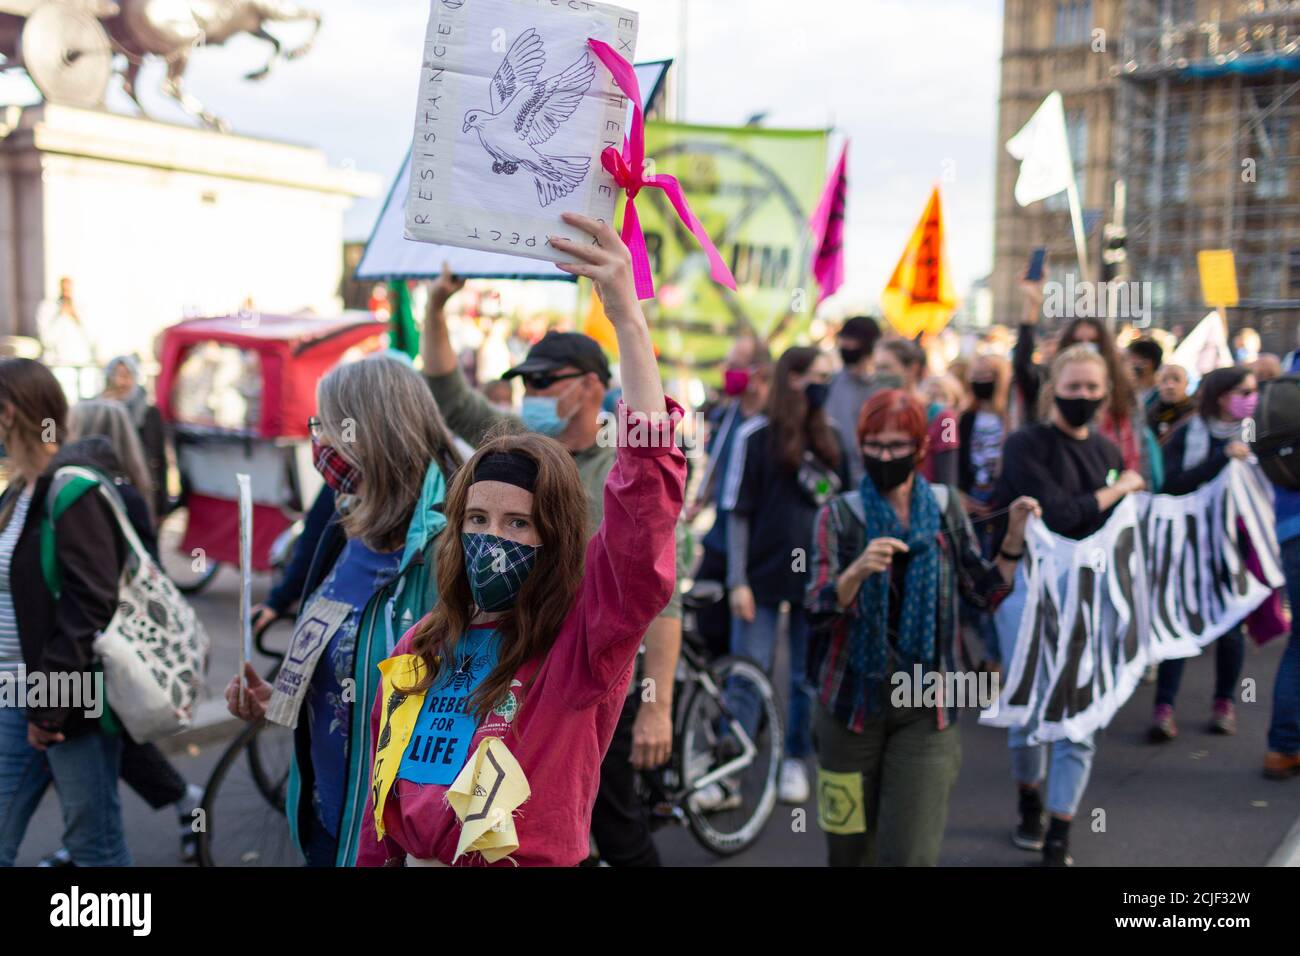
(156, 313, 388, 439)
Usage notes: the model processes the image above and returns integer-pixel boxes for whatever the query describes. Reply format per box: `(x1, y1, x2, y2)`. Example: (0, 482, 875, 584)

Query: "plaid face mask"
(312, 438, 362, 495)
(461, 532, 539, 612)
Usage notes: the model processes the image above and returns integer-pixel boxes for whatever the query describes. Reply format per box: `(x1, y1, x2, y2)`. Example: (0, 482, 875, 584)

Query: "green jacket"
(285, 460, 449, 866)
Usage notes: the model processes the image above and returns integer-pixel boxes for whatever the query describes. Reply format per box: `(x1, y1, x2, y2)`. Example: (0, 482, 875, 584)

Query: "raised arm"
(548, 215, 685, 705)
(422, 264, 465, 378)
(421, 264, 519, 448)
(552, 214, 665, 418)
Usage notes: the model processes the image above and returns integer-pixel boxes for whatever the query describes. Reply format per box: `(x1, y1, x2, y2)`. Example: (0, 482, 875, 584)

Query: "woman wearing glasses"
(225, 354, 463, 867)
(1149, 366, 1259, 742)
(805, 388, 1038, 866)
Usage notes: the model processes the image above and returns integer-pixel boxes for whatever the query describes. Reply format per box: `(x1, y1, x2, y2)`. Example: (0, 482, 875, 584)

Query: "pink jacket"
(356, 401, 686, 867)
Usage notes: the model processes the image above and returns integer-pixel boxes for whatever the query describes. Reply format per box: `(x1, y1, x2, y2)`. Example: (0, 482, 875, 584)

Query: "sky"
(2, 0, 1005, 313)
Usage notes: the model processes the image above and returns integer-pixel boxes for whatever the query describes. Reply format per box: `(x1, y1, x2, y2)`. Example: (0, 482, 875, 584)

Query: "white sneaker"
(778, 759, 811, 804)
(690, 781, 742, 813)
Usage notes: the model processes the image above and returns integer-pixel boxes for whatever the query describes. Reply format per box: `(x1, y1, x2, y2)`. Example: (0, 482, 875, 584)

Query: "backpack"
(41, 466, 210, 742)
(1251, 374, 1300, 490)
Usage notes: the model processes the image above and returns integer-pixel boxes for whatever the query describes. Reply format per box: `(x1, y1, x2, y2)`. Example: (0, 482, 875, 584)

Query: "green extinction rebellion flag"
(627, 122, 828, 377)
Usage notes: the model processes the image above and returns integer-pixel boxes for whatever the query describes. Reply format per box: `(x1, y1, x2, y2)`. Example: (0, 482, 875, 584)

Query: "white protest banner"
(405, 0, 637, 265)
(982, 461, 1283, 744)
(356, 60, 670, 282)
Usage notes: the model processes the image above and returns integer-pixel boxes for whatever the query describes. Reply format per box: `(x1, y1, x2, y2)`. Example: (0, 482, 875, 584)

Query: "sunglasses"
(521, 371, 586, 391)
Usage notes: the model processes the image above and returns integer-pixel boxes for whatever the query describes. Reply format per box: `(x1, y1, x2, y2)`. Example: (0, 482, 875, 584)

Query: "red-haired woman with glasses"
(805, 389, 1038, 866)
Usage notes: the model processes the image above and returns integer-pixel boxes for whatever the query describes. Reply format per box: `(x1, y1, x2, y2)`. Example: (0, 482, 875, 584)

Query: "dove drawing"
(462, 28, 598, 208)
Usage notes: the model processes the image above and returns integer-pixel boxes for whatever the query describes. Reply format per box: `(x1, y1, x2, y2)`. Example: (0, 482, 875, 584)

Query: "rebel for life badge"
(405, 0, 638, 265)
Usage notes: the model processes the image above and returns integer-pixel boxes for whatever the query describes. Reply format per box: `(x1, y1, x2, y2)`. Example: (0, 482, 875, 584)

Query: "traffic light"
(1102, 222, 1127, 282)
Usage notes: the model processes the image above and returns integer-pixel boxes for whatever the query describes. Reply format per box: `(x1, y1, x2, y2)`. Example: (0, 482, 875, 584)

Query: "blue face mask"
(520, 381, 579, 437)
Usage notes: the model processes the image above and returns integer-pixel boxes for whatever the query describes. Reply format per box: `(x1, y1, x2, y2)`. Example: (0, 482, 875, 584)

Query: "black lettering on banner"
(1223, 498, 1253, 598)
(1151, 518, 1181, 645)
(1008, 558, 1053, 708)
(1111, 526, 1140, 665)
(1045, 565, 1097, 723)
(1207, 492, 1237, 618)
(1181, 513, 1206, 638)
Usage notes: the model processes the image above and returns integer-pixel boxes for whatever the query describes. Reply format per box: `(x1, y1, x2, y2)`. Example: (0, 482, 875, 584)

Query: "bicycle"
(634, 582, 783, 856)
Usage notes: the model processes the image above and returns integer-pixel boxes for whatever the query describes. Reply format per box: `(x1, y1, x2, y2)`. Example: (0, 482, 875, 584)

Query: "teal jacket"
(285, 461, 449, 866)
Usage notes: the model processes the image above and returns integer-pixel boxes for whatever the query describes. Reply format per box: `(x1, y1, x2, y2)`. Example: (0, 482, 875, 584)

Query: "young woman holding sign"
(1149, 366, 1258, 741)
(804, 389, 1038, 866)
(994, 344, 1146, 866)
(225, 354, 463, 867)
(356, 214, 686, 868)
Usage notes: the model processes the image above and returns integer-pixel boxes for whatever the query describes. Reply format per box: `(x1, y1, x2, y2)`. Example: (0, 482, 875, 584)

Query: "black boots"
(1012, 787, 1045, 851)
(1042, 816, 1074, 867)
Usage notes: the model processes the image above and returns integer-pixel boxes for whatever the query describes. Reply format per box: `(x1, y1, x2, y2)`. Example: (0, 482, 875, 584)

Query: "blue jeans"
(994, 565, 1096, 818)
(0, 704, 130, 866)
(728, 603, 813, 759)
(1268, 536, 1300, 755)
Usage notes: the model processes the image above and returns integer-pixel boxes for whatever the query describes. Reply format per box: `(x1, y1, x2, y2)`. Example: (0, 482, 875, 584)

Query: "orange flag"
(881, 187, 958, 339)
(583, 287, 620, 358)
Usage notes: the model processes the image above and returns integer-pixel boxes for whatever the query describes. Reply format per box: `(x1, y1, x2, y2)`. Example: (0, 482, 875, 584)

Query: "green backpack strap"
(38, 468, 124, 737)
(39, 471, 102, 599)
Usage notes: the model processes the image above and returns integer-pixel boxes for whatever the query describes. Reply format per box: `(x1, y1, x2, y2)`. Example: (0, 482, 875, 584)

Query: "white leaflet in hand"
(237, 473, 253, 687)
(405, 0, 638, 265)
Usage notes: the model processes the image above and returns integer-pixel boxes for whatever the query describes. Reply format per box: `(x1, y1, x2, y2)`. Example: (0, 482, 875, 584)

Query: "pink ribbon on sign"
(586, 38, 737, 301)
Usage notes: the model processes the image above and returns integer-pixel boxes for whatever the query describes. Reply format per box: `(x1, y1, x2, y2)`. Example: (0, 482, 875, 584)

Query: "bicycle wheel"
(197, 722, 300, 867)
(158, 505, 222, 595)
(248, 717, 294, 813)
(680, 655, 782, 856)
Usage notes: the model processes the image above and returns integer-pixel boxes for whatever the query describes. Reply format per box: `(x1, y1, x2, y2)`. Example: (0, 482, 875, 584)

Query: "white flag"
(1171, 311, 1234, 387)
(1006, 91, 1075, 206)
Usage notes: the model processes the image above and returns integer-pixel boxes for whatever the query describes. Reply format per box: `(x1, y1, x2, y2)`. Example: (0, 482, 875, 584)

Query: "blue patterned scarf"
(850, 471, 941, 712)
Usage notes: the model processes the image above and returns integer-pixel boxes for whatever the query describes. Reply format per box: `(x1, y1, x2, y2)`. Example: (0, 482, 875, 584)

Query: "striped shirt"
(0, 490, 32, 673)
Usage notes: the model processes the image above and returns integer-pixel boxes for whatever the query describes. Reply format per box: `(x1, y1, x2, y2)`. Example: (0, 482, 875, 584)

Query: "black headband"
(472, 452, 539, 493)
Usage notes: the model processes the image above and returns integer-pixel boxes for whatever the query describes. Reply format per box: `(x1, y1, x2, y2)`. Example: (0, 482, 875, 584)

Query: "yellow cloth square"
(447, 737, 531, 864)
(817, 767, 866, 835)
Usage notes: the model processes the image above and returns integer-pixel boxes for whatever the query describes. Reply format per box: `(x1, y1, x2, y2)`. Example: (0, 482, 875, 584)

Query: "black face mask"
(971, 380, 996, 401)
(839, 345, 866, 367)
(805, 382, 830, 411)
(1054, 395, 1104, 428)
(863, 453, 916, 493)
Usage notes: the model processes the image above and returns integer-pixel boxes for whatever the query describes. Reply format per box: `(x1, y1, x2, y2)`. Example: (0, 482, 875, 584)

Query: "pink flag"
(810, 143, 849, 304)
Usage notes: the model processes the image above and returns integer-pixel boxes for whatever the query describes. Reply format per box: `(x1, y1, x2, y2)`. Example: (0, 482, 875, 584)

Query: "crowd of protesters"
(0, 239, 1296, 870)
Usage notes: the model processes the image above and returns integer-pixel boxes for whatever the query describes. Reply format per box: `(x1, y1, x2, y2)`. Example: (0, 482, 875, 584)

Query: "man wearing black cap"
(826, 315, 882, 487)
(421, 265, 682, 867)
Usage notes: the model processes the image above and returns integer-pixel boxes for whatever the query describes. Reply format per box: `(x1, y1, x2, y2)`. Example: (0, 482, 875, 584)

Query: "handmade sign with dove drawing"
(405, 0, 638, 265)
